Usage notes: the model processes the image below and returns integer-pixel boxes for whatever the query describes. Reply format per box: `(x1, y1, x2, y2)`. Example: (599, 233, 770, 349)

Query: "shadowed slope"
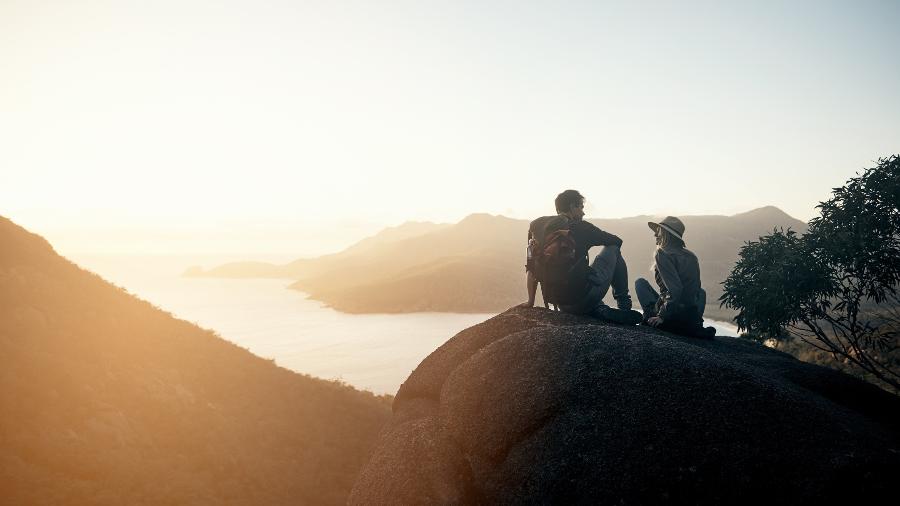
(0, 217, 391, 505)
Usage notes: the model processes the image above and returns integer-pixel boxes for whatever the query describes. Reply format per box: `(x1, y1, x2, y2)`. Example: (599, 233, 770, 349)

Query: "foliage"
(721, 155, 900, 392)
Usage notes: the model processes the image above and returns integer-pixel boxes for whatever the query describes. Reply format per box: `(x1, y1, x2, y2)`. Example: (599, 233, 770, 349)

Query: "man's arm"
(579, 221, 623, 248)
(521, 229, 538, 307)
(521, 269, 538, 307)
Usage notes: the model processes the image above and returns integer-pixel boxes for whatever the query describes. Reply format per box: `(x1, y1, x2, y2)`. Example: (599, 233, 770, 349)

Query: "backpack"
(530, 217, 583, 309)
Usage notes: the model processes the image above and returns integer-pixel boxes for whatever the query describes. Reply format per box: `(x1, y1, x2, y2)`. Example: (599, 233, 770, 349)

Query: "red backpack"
(531, 218, 581, 309)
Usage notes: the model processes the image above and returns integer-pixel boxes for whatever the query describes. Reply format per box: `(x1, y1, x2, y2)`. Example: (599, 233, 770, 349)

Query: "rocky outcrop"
(349, 307, 900, 505)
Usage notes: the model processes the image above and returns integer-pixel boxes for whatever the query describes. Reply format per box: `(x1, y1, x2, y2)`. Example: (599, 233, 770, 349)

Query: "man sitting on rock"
(521, 189, 643, 325)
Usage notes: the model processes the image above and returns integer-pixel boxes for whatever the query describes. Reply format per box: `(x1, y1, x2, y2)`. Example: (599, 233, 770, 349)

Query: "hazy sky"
(2, 0, 898, 258)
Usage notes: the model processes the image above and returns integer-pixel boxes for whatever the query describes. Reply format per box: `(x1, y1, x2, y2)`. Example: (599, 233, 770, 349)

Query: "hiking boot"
(614, 294, 633, 311)
(695, 326, 717, 339)
(596, 306, 643, 325)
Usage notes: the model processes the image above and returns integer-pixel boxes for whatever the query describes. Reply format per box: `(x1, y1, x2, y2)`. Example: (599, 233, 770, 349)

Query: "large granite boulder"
(349, 307, 900, 505)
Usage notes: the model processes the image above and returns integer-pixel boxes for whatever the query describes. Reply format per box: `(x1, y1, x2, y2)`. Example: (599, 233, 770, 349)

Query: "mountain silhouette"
(185, 220, 451, 280)
(192, 207, 806, 318)
(0, 216, 391, 505)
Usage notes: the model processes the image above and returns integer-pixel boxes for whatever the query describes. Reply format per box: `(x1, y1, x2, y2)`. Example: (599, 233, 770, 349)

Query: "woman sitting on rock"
(634, 216, 715, 338)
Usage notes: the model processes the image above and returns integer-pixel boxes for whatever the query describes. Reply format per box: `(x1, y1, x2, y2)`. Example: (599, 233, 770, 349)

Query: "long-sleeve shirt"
(528, 215, 623, 303)
(653, 245, 702, 321)
(528, 216, 622, 265)
(567, 220, 623, 260)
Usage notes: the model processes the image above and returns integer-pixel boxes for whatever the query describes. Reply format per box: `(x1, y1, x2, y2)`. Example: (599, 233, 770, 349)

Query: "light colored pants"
(559, 245, 631, 315)
(589, 245, 630, 302)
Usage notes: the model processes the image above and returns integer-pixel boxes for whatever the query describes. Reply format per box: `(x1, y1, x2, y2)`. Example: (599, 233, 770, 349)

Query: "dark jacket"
(528, 215, 622, 304)
(653, 245, 703, 322)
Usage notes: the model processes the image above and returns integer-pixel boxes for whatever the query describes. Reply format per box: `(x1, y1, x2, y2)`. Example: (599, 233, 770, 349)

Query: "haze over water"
(72, 254, 739, 395)
(73, 254, 493, 394)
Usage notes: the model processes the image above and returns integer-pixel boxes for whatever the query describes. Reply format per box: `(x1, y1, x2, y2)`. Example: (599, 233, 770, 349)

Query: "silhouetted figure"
(635, 216, 716, 338)
(521, 190, 643, 325)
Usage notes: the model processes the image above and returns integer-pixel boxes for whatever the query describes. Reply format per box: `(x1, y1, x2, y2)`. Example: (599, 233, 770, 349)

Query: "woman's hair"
(658, 227, 685, 249)
(651, 227, 686, 276)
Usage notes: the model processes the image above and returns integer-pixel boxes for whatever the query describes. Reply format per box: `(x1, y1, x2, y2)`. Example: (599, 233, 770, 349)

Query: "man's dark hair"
(555, 190, 584, 214)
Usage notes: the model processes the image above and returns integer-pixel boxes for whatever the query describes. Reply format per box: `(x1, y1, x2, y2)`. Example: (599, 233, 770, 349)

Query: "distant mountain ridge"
(0, 216, 391, 505)
(186, 220, 451, 279)
(190, 207, 807, 318)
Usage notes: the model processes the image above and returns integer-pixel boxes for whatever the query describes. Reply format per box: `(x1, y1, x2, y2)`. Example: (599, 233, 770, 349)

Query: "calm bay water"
(71, 254, 738, 395)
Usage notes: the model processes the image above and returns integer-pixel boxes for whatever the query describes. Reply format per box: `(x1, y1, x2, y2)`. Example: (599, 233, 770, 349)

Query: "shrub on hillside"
(721, 155, 900, 393)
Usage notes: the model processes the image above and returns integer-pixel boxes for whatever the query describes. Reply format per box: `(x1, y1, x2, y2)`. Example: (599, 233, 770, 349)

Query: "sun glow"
(2, 1, 898, 258)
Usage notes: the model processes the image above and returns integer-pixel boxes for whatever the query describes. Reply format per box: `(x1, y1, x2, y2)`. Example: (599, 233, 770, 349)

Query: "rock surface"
(349, 307, 900, 505)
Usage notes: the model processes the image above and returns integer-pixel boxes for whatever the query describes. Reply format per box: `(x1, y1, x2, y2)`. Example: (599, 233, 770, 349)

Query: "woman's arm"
(655, 250, 684, 319)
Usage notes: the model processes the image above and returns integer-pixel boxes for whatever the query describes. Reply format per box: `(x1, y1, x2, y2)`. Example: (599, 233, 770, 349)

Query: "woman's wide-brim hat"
(648, 216, 685, 241)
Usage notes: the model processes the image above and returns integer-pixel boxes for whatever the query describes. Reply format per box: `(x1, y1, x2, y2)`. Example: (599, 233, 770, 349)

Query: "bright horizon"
(2, 0, 898, 259)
